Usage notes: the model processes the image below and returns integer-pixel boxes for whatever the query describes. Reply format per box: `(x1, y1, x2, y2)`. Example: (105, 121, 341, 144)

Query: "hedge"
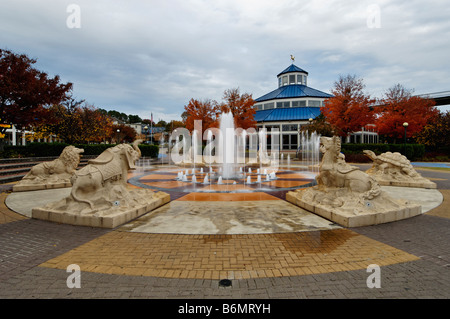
(341, 143, 425, 161)
(0, 142, 159, 158)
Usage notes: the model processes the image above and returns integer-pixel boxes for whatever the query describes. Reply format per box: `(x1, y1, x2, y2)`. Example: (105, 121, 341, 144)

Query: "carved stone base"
(13, 181, 72, 192)
(32, 189, 170, 228)
(286, 187, 422, 227)
(368, 176, 436, 189)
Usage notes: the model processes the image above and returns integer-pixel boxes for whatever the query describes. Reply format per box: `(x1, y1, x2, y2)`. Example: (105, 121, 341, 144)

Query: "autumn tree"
(374, 84, 438, 142)
(184, 98, 218, 132)
(39, 98, 113, 144)
(217, 88, 256, 129)
(0, 49, 72, 149)
(165, 120, 185, 132)
(414, 110, 449, 149)
(39, 98, 83, 144)
(78, 104, 114, 143)
(322, 74, 375, 138)
(142, 118, 154, 125)
(300, 113, 335, 137)
(155, 119, 167, 128)
(111, 123, 137, 143)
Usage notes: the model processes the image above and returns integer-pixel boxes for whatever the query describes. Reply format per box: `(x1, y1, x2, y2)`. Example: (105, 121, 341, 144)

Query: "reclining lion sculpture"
(32, 140, 170, 228)
(13, 145, 84, 192)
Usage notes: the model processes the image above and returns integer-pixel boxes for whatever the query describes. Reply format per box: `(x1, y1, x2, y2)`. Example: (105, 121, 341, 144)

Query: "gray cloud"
(1, 0, 448, 122)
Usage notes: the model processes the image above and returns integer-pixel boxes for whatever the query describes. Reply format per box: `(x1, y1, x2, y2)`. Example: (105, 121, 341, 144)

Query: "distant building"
(253, 64, 333, 151)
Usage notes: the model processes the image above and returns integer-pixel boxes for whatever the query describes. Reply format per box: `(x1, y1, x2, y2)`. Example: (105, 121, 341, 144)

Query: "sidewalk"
(0, 169, 449, 300)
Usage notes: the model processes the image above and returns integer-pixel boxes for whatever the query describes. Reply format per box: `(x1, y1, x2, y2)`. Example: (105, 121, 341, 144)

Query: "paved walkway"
(0, 166, 449, 302)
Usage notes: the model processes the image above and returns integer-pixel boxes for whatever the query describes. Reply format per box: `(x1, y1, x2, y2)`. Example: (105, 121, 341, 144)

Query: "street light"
(116, 129, 120, 144)
(144, 126, 148, 143)
(403, 122, 408, 147)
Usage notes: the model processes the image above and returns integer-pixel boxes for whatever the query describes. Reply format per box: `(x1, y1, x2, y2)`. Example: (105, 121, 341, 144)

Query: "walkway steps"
(0, 156, 95, 184)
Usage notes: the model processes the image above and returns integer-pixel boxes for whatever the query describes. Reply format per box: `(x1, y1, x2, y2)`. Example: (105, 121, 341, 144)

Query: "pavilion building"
(253, 64, 332, 152)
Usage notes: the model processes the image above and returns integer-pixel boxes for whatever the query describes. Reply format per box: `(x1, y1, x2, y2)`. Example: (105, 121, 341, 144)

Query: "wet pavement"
(0, 163, 449, 304)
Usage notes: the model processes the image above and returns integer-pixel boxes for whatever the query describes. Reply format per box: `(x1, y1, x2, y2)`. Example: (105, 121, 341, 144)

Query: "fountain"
(219, 112, 236, 179)
(299, 131, 321, 172)
(159, 134, 165, 165)
(131, 111, 319, 194)
(206, 130, 213, 175)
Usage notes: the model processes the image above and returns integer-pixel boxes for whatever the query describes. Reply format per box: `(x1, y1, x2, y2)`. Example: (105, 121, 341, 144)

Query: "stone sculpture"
(13, 145, 84, 192)
(363, 150, 436, 188)
(32, 140, 170, 228)
(316, 137, 381, 200)
(286, 136, 421, 227)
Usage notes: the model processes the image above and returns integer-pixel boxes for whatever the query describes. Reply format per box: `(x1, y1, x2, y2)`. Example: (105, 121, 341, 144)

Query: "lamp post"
(403, 122, 409, 156)
(403, 122, 408, 146)
(144, 126, 148, 143)
(116, 129, 120, 144)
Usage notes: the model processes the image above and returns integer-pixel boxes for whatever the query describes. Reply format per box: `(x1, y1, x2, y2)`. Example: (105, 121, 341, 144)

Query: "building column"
(12, 125, 17, 146)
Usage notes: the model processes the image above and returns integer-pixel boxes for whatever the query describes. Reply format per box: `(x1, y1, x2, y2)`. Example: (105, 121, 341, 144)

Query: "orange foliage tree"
(374, 84, 438, 142)
(216, 88, 256, 129)
(184, 88, 256, 135)
(38, 98, 113, 144)
(184, 98, 218, 132)
(110, 123, 137, 143)
(322, 75, 375, 138)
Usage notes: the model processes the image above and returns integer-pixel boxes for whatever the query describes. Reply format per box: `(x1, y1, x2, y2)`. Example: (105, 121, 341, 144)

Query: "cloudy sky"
(1, 0, 449, 121)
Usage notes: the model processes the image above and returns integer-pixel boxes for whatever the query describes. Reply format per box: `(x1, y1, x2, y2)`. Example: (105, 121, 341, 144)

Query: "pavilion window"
(308, 100, 321, 107)
(289, 74, 295, 84)
(264, 102, 274, 109)
(277, 101, 290, 108)
(282, 134, 298, 150)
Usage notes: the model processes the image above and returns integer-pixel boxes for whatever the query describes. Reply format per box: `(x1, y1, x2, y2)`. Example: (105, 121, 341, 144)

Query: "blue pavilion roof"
(255, 84, 332, 103)
(255, 107, 322, 122)
(277, 64, 308, 77)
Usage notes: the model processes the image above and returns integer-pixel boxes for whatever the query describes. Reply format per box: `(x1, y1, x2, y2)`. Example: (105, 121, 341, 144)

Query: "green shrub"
(138, 144, 159, 158)
(341, 143, 425, 162)
(74, 144, 115, 156)
(0, 142, 160, 158)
